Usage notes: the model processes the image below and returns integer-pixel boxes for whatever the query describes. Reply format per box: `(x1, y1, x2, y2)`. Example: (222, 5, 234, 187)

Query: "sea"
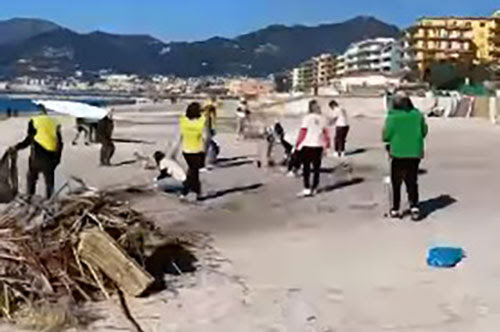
(0, 96, 134, 114)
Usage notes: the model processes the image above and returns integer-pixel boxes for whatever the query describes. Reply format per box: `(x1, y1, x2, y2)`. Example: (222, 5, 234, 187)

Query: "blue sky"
(0, 0, 497, 41)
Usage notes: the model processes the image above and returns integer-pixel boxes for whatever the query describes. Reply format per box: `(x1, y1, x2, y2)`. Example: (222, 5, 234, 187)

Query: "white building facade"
(341, 38, 403, 75)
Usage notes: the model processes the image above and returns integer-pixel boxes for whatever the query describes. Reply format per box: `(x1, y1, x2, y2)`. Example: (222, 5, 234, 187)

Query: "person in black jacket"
(96, 115, 115, 166)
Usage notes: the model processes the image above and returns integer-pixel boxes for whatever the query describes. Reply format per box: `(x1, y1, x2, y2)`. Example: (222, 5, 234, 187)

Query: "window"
(480, 22, 486, 28)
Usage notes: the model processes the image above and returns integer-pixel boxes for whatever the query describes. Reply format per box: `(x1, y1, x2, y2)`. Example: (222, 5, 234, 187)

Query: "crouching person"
(153, 151, 187, 194)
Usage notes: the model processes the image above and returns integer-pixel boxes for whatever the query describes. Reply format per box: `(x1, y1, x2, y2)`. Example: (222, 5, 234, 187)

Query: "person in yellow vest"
(12, 105, 63, 199)
(179, 102, 206, 201)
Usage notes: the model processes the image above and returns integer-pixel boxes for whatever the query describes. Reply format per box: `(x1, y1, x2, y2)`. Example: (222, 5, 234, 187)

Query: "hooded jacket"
(383, 108, 428, 159)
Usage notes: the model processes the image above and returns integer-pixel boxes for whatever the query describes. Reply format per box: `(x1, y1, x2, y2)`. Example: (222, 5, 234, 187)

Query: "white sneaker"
(297, 189, 313, 197)
(286, 171, 296, 178)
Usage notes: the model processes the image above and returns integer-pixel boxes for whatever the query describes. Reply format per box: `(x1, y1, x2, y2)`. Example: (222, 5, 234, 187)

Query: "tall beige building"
(404, 11, 500, 77)
(292, 53, 336, 92)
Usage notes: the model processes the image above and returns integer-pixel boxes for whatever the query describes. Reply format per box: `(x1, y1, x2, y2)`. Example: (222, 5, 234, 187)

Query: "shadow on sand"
(200, 183, 263, 201)
(217, 155, 254, 163)
(216, 160, 255, 169)
(419, 194, 457, 219)
(111, 159, 138, 167)
(143, 242, 198, 294)
(345, 148, 368, 156)
(318, 177, 364, 194)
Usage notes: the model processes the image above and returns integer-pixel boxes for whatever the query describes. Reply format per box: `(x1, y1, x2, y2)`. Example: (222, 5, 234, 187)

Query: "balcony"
(414, 24, 472, 32)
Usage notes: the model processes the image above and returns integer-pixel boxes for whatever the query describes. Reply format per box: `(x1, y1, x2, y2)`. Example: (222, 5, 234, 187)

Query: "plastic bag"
(427, 247, 465, 268)
(0, 150, 18, 203)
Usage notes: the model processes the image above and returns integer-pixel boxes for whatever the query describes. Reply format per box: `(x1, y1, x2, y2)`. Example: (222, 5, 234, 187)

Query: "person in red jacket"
(295, 100, 331, 197)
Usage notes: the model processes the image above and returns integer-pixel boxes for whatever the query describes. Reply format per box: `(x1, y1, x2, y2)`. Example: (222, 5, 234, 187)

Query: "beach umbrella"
(33, 100, 109, 120)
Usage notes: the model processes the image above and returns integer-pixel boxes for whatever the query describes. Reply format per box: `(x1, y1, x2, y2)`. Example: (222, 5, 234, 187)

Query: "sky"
(0, 0, 498, 42)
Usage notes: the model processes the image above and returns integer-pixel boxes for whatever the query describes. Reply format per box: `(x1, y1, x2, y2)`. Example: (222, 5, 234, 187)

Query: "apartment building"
(292, 53, 336, 92)
(340, 38, 402, 75)
(404, 11, 500, 77)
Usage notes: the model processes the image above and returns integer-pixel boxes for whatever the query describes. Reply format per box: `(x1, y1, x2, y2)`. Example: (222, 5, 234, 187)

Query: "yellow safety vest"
(180, 115, 205, 153)
(32, 115, 58, 152)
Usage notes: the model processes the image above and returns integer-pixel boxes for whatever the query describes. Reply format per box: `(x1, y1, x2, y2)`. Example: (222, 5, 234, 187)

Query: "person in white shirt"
(328, 100, 350, 158)
(236, 98, 250, 140)
(295, 100, 331, 197)
(153, 151, 187, 193)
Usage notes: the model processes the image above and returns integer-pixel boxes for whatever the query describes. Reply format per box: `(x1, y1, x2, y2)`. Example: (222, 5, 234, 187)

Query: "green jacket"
(383, 109, 428, 159)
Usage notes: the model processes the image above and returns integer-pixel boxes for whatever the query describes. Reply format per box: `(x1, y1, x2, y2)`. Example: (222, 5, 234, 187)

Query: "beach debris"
(0, 186, 197, 328)
(78, 228, 154, 297)
(0, 150, 18, 203)
(427, 247, 465, 268)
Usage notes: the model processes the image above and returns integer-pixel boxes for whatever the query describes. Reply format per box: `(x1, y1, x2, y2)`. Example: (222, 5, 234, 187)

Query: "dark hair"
(393, 96, 415, 111)
(309, 99, 319, 113)
(329, 100, 338, 108)
(185, 102, 202, 120)
(153, 151, 166, 165)
(38, 104, 47, 114)
(274, 122, 285, 138)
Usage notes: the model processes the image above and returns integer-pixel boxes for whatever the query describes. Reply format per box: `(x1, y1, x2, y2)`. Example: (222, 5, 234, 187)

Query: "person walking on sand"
(295, 100, 331, 197)
(96, 114, 115, 166)
(203, 104, 220, 168)
(236, 98, 250, 140)
(11, 105, 63, 200)
(328, 100, 349, 158)
(383, 93, 428, 221)
(179, 102, 207, 201)
(72, 118, 92, 146)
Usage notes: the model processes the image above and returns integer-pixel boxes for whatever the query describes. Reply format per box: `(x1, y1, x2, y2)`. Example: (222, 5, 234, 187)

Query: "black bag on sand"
(0, 150, 18, 203)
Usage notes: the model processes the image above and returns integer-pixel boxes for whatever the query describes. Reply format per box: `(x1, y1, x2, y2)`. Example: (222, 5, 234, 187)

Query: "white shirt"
(159, 158, 187, 182)
(236, 103, 248, 118)
(299, 113, 328, 148)
(329, 106, 349, 127)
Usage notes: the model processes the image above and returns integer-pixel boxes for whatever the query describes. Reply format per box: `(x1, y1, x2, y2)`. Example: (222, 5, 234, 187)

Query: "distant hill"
(0, 18, 60, 45)
(0, 16, 400, 77)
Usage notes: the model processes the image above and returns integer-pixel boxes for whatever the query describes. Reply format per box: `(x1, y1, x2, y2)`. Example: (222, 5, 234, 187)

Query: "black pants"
(182, 152, 205, 196)
(391, 158, 420, 210)
(335, 126, 350, 153)
(27, 145, 60, 199)
(100, 140, 115, 166)
(73, 125, 90, 145)
(302, 147, 323, 190)
(288, 150, 302, 172)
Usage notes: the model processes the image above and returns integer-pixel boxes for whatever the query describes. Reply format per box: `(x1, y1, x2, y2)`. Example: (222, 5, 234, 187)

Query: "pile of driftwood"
(0, 188, 171, 327)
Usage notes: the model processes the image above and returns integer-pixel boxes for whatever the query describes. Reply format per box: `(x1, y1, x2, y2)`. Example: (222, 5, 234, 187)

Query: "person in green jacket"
(383, 94, 428, 220)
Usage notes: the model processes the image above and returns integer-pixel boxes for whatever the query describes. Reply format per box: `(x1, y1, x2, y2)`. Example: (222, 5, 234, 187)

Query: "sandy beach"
(1, 97, 500, 332)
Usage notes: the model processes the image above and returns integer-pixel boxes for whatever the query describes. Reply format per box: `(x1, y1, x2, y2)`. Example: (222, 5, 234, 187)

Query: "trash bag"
(0, 150, 18, 203)
(427, 247, 465, 268)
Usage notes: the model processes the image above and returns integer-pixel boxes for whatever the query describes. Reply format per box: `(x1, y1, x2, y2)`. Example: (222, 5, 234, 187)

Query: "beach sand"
(1, 98, 500, 331)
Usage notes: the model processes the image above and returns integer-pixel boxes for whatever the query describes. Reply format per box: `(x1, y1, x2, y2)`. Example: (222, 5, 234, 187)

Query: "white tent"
(34, 100, 109, 120)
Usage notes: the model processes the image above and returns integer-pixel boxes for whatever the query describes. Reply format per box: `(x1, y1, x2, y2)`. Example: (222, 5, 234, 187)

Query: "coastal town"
(0, 5, 500, 332)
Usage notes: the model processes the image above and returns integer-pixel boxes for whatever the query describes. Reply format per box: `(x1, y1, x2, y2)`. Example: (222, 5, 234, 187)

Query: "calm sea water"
(0, 98, 37, 113)
(0, 97, 132, 113)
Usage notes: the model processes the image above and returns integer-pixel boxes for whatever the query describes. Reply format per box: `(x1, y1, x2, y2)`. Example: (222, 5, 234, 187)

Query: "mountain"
(159, 16, 399, 76)
(0, 16, 400, 77)
(0, 18, 60, 45)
